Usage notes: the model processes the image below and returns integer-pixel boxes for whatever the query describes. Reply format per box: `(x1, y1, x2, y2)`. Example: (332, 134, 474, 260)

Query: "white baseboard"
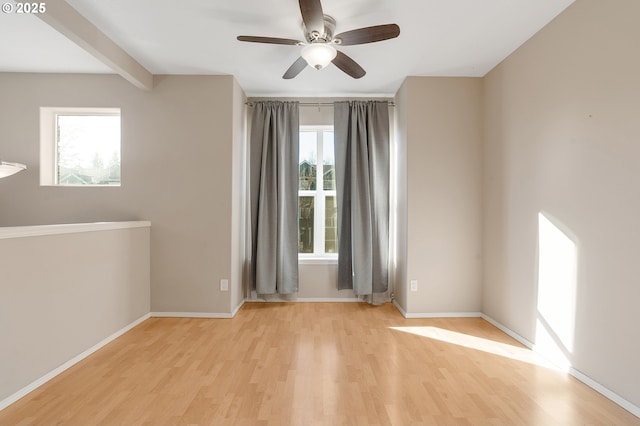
(151, 312, 235, 319)
(403, 311, 482, 319)
(481, 314, 640, 419)
(246, 297, 361, 303)
(392, 301, 482, 319)
(392, 299, 408, 316)
(231, 299, 245, 317)
(151, 300, 246, 319)
(480, 313, 535, 348)
(0, 313, 151, 412)
(569, 367, 640, 418)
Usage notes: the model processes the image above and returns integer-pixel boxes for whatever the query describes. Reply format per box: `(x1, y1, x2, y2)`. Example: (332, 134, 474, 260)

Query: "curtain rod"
(245, 101, 395, 108)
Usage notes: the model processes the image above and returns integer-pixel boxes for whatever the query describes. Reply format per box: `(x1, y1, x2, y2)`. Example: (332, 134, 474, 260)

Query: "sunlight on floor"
(389, 326, 560, 369)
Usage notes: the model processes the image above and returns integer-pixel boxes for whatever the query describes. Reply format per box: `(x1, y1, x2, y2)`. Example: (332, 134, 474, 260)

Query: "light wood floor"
(1, 303, 638, 425)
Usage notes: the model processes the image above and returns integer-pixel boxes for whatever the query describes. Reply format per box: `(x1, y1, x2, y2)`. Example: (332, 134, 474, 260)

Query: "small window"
(299, 126, 337, 259)
(40, 107, 121, 186)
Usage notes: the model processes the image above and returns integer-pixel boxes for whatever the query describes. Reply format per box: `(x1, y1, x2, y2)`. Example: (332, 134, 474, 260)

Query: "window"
(40, 107, 121, 186)
(298, 126, 337, 259)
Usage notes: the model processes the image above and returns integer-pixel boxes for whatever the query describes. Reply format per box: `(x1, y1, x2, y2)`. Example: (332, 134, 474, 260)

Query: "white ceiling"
(0, 0, 574, 97)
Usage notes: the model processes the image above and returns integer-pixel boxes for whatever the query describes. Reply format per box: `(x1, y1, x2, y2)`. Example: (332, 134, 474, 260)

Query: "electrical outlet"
(220, 279, 229, 291)
(410, 279, 418, 292)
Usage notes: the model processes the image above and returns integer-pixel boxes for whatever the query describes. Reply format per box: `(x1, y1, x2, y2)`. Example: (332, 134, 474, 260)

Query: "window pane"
(57, 115, 120, 185)
(325, 195, 338, 253)
(298, 196, 315, 253)
(299, 131, 317, 190)
(323, 131, 335, 190)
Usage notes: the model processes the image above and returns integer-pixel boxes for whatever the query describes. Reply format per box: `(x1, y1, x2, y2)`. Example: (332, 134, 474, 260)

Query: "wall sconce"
(0, 161, 27, 178)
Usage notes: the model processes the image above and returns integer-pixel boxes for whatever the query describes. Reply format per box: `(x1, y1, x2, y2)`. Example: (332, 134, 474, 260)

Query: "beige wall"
(231, 78, 248, 311)
(0, 73, 244, 314)
(0, 224, 150, 403)
(483, 0, 640, 408)
(397, 77, 484, 314)
(393, 82, 409, 311)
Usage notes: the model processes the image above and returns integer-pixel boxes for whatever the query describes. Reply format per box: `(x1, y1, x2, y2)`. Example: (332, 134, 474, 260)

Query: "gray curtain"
(249, 101, 299, 294)
(334, 101, 390, 296)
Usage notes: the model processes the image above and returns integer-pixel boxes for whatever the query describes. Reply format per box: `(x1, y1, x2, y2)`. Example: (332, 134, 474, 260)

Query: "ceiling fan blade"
(283, 57, 308, 79)
(334, 24, 400, 46)
(332, 51, 366, 79)
(237, 36, 301, 45)
(299, 0, 325, 35)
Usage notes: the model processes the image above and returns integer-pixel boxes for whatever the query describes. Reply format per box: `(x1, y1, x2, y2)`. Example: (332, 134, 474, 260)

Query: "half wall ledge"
(0, 221, 151, 240)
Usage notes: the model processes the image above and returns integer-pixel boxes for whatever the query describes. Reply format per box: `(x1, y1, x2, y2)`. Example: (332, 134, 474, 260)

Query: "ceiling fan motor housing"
(304, 15, 337, 43)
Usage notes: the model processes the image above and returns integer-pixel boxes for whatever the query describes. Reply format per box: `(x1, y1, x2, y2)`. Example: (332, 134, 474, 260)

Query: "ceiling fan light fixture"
(301, 43, 337, 70)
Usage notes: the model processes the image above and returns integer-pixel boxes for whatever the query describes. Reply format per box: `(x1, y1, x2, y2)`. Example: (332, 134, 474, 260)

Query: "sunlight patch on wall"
(535, 212, 578, 371)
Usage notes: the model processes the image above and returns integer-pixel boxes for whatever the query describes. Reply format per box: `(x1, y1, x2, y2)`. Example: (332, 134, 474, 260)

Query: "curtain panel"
(249, 101, 300, 295)
(334, 100, 390, 296)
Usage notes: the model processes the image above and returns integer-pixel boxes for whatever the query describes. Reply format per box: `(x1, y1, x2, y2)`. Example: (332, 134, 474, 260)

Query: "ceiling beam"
(18, 0, 154, 90)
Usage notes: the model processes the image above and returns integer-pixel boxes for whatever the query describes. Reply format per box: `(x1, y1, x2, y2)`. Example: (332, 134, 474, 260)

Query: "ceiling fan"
(237, 0, 400, 79)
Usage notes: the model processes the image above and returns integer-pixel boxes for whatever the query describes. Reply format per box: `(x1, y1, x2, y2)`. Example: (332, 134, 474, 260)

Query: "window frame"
(40, 107, 121, 187)
(298, 125, 338, 263)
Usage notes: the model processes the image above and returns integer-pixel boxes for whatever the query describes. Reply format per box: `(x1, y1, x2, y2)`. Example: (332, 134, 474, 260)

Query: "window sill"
(298, 256, 338, 265)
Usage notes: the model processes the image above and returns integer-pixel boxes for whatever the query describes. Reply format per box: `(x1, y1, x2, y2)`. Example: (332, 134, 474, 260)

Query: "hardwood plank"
(0, 303, 638, 425)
